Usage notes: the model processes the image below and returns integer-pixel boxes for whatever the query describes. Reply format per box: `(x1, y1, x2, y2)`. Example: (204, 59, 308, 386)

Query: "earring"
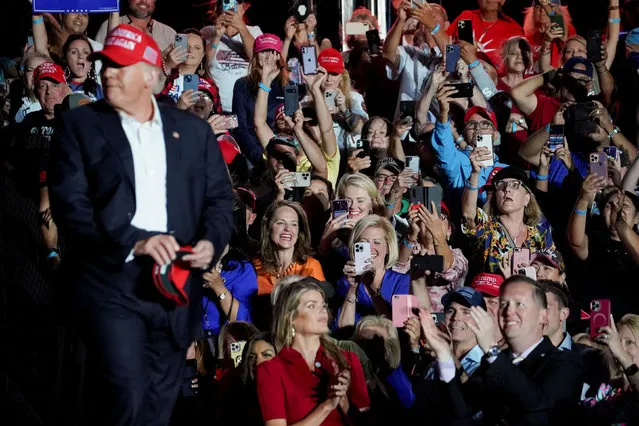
(64, 66, 71, 80)
(291, 326, 296, 338)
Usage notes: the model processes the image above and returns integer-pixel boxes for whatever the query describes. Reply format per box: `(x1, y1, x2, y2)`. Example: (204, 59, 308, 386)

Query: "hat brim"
(531, 254, 562, 272)
(473, 284, 500, 298)
(89, 49, 140, 67)
(442, 293, 471, 309)
(35, 75, 66, 85)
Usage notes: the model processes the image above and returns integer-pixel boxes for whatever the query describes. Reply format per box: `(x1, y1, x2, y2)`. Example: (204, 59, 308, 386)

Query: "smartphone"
(355, 139, 370, 158)
(294, 0, 309, 22)
(589, 299, 612, 339)
(411, 254, 445, 273)
(392, 294, 420, 327)
(366, 29, 382, 55)
(354, 242, 372, 276)
(222, 0, 237, 12)
(431, 312, 446, 324)
(229, 340, 246, 368)
(548, 124, 565, 152)
(183, 74, 199, 94)
(181, 359, 198, 397)
(410, 186, 426, 207)
(550, 13, 565, 35)
(332, 199, 349, 219)
(446, 82, 474, 98)
(399, 100, 415, 121)
(223, 114, 239, 130)
(565, 102, 598, 137)
(475, 134, 494, 167)
(292, 171, 311, 187)
(517, 267, 537, 280)
(457, 19, 474, 44)
(603, 146, 620, 163)
(288, 57, 302, 86)
(27, 35, 34, 48)
(325, 91, 337, 109)
(589, 152, 608, 179)
(511, 248, 530, 273)
(345, 21, 370, 35)
(586, 30, 603, 63)
(425, 185, 443, 216)
(301, 45, 318, 75)
(406, 156, 420, 174)
(175, 34, 188, 61)
(445, 44, 461, 73)
(284, 85, 298, 116)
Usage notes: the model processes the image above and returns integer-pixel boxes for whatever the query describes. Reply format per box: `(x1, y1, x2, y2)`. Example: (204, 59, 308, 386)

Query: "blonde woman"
(318, 173, 385, 257)
(337, 215, 410, 328)
(463, 160, 553, 275)
(257, 279, 370, 425)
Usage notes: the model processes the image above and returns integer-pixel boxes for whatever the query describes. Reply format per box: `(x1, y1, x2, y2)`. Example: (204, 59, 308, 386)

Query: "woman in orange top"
(253, 201, 325, 297)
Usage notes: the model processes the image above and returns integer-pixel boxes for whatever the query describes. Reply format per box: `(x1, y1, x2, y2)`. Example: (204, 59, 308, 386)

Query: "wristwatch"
(608, 126, 621, 139)
(486, 345, 502, 358)
(218, 291, 228, 301)
(625, 363, 639, 377)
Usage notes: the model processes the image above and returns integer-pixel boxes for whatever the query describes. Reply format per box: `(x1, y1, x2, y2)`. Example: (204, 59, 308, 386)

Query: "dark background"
(0, 0, 613, 59)
(0, 0, 615, 425)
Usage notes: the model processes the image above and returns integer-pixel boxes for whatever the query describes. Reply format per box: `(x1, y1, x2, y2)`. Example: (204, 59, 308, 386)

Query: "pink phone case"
(511, 248, 530, 273)
(392, 294, 419, 327)
(589, 299, 612, 339)
(589, 153, 608, 179)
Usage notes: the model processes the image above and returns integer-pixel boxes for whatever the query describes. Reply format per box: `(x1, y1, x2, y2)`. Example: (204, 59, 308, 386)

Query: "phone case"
(445, 44, 461, 73)
(587, 30, 603, 63)
(354, 242, 371, 276)
(284, 85, 298, 116)
(392, 294, 419, 327)
(448, 82, 474, 98)
(405, 156, 420, 174)
(356, 139, 371, 158)
(511, 248, 530, 272)
(183, 74, 199, 94)
(366, 29, 381, 55)
(457, 20, 474, 44)
(589, 152, 607, 179)
(589, 299, 612, 339)
(399, 100, 415, 120)
(301, 46, 317, 75)
(229, 340, 246, 367)
(411, 254, 445, 273)
(224, 115, 239, 129)
(175, 34, 188, 59)
(516, 266, 537, 280)
(550, 13, 564, 32)
(332, 199, 349, 219)
(293, 172, 311, 187)
(603, 146, 620, 162)
(548, 125, 565, 152)
(325, 91, 337, 109)
(222, 0, 237, 12)
(345, 22, 370, 35)
(294, 0, 309, 22)
(475, 135, 494, 167)
(425, 186, 443, 216)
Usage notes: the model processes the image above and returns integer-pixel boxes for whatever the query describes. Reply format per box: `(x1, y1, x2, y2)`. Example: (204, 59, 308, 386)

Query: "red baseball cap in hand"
(90, 24, 163, 68)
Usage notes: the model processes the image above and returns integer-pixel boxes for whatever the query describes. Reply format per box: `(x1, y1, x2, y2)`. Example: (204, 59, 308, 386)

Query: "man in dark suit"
(48, 24, 234, 426)
(419, 276, 583, 425)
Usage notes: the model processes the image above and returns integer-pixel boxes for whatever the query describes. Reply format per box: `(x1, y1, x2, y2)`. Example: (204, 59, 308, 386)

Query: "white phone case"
(292, 172, 311, 187)
(354, 242, 371, 276)
(406, 156, 420, 173)
(345, 22, 370, 35)
(325, 91, 337, 109)
(475, 134, 494, 167)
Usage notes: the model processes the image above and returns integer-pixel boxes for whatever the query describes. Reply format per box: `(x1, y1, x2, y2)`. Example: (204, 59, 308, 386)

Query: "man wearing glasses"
(431, 100, 508, 204)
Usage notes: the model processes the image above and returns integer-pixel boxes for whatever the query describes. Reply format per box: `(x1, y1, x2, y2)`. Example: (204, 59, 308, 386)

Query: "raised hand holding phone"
(469, 147, 492, 172)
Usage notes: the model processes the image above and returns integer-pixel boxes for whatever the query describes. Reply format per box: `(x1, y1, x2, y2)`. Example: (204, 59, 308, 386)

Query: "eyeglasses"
(375, 174, 398, 183)
(495, 180, 523, 192)
(465, 121, 494, 131)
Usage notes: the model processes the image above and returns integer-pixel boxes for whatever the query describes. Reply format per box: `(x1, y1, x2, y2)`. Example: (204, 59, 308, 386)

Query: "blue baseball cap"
(563, 56, 594, 78)
(441, 287, 487, 310)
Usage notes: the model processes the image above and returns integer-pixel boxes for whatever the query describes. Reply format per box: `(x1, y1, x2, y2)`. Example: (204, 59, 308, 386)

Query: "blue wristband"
(386, 203, 395, 209)
(511, 122, 517, 133)
(48, 250, 59, 259)
(431, 24, 441, 35)
(574, 208, 588, 216)
(402, 239, 416, 249)
(537, 174, 549, 181)
(465, 180, 479, 191)
(610, 18, 621, 24)
(468, 60, 480, 69)
(32, 16, 44, 24)
(210, 42, 218, 49)
(258, 82, 271, 93)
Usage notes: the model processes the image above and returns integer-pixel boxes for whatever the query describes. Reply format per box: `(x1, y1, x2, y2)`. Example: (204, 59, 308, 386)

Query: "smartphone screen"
(332, 199, 349, 219)
(284, 85, 299, 116)
(457, 20, 474, 44)
(445, 44, 461, 73)
(548, 125, 564, 152)
(222, 0, 237, 12)
(399, 100, 415, 121)
(366, 29, 382, 55)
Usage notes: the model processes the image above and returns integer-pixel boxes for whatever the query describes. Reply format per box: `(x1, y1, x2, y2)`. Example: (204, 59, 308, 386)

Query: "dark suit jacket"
(444, 337, 584, 426)
(48, 99, 234, 349)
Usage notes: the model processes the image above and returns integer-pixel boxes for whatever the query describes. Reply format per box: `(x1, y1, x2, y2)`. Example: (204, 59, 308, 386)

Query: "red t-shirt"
(257, 345, 370, 425)
(526, 24, 577, 69)
(448, 10, 524, 67)
(527, 93, 561, 132)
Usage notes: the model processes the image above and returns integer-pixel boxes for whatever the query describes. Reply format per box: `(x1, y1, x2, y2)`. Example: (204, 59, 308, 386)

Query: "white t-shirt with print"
(208, 25, 263, 112)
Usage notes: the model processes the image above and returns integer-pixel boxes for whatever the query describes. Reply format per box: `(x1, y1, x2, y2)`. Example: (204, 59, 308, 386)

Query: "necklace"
(274, 262, 297, 280)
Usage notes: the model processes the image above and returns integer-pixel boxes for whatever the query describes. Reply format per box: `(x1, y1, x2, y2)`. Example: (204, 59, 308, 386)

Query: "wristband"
(386, 203, 395, 209)
(32, 17, 44, 24)
(411, 347, 420, 354)
(574, 208, 588, 216)
(465, 180, 479, 191)
(430, 23, 441, 35)
(536, 174, 549, 181)
(209, 42, 219, 49)
(511, 122, 517, 133)
(608, 126, 621, 139)
(402, 238, 416, 249)
(455, 135, 465, 145)
(258, 82, 272, 93)
(308, 31, 315, 39)
(468, 60, 480, 69)
(48, 250, 59, 260)
(609, 5, 620, 10)
(609, 18, 621, 23)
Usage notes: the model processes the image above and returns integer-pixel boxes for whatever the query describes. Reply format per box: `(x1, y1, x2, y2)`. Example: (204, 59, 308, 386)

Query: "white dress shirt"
(118, 97, 168, 234)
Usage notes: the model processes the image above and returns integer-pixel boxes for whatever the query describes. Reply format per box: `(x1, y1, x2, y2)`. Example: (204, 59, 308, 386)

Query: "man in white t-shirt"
(205, 0, 261, 113)
(382, 0, 450, 120)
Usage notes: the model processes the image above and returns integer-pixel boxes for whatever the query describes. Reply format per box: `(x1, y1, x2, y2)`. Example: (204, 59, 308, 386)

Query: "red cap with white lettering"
(90, 24, 163, 68)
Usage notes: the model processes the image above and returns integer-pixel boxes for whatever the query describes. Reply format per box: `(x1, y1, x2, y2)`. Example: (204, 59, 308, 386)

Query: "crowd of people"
(3, 0, 639, 424)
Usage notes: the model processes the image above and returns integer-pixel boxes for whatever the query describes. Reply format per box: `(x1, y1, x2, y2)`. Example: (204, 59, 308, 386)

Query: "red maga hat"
(90, 24, 163, 68)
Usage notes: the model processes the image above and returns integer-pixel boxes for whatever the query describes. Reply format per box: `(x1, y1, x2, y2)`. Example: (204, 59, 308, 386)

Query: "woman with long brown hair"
(256, 279, 370, 425)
